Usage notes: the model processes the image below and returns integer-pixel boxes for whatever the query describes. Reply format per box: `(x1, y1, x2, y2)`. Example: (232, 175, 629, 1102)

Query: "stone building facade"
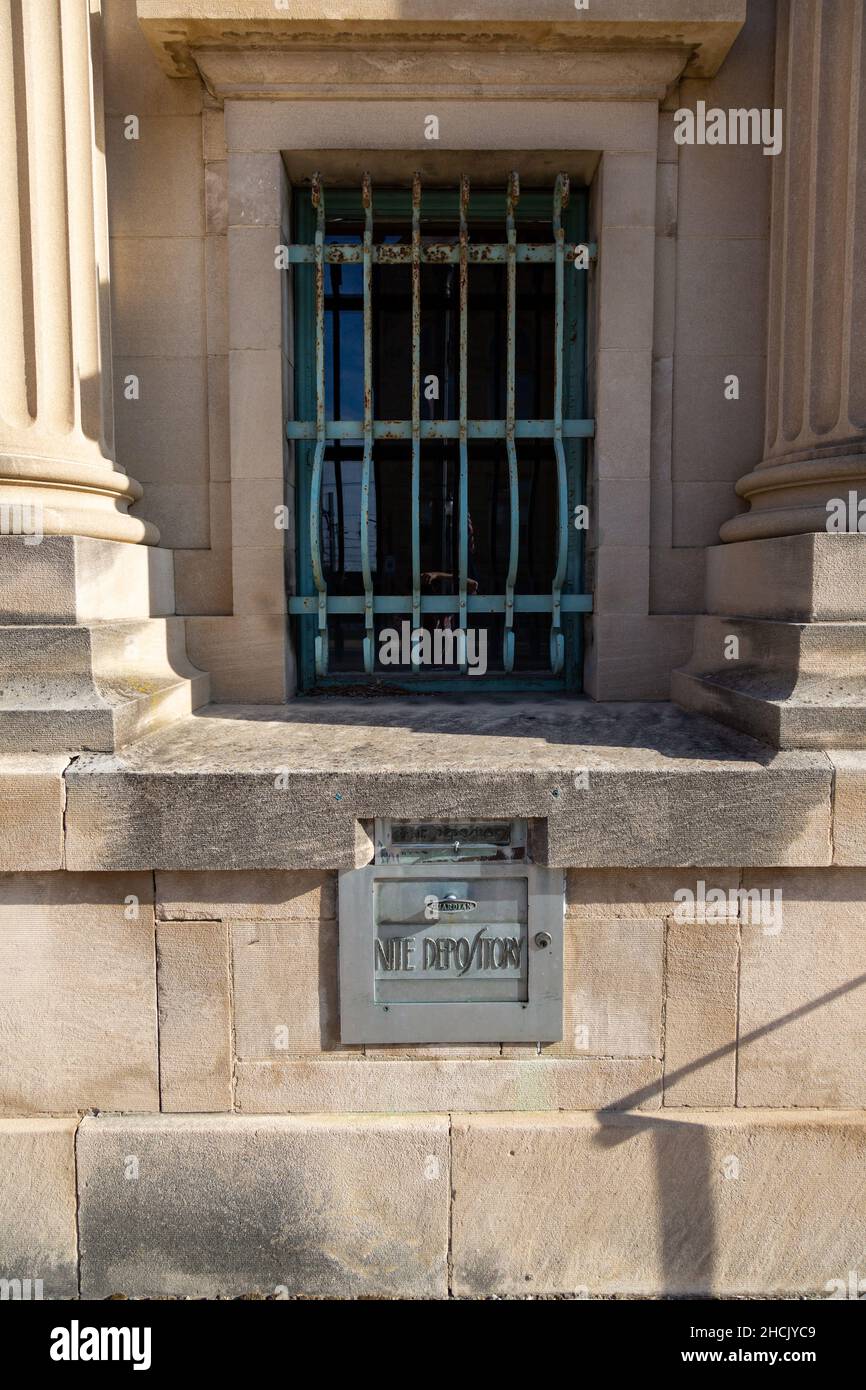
(1, 0, 865, 1298)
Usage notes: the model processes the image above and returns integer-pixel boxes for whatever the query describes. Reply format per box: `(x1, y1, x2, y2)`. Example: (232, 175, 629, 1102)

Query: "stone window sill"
(28, 698, 850, 871)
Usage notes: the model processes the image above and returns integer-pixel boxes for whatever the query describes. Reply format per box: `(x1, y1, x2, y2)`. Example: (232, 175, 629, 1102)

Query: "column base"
(720, 450, 866, 543)
(0, 537, 209, 752)
(0, 452, 158, 545)
(674, 535, 866, 748)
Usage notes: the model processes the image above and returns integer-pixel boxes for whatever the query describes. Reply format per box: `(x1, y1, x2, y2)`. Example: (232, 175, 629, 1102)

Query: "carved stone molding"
(137, 1, 747, 100)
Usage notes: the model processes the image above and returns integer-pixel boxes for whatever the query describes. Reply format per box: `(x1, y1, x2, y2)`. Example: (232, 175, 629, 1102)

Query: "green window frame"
(287, 174, 594, 693)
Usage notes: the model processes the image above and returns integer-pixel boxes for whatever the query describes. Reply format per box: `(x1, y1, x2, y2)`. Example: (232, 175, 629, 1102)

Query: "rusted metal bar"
(287, 242, 596, 265)
(288, 418, 595, 441)
(310, 172, 328, 677)
(550, 172, 570, 675)
(360, 172, 375, 673)
(503, 171, 520, 673)
(457, 174, 469, 665)
(290, 593, 592, 616)
(411, 172, 422, 667)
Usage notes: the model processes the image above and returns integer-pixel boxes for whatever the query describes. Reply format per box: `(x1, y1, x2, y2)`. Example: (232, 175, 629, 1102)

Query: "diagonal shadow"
(589, 971, 866, 1296)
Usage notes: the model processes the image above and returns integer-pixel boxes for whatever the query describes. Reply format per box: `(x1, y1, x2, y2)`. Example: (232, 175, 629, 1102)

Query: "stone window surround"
(225, 99, 660, 699)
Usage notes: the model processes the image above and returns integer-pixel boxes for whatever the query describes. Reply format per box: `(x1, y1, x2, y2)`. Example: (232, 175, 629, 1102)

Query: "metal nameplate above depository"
(375, 818, 528, 864)
(339, 825, 563, 1044)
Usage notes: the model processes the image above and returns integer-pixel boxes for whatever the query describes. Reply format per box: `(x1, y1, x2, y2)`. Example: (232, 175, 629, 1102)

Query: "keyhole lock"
(534, 932, 552, 949)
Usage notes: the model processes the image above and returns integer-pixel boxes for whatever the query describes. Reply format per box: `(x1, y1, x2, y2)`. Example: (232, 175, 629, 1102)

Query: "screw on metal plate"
(534, 932, 552, 949)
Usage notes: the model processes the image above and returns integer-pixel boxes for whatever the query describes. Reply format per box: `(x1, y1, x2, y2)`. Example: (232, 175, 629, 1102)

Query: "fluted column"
(721, 0, 866, 542)
(0, 0, 156, 543)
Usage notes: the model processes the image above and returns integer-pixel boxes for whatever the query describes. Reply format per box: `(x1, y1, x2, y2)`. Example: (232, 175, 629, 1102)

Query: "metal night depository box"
(338, 821, 564, 1045)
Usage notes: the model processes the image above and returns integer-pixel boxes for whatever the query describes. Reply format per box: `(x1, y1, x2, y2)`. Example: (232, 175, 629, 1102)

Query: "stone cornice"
(137, 1, 747, 99)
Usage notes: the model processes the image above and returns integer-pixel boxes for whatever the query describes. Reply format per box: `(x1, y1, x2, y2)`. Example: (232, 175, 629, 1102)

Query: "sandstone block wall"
(2, 861, 864, 1296)
(3, 865, 865, 1117)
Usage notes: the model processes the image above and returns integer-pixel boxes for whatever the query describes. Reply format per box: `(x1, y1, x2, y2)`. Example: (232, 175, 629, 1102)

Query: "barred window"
(287, 175, 593, 691)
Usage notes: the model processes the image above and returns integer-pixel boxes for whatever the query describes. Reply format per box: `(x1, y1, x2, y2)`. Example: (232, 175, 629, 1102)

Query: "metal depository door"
(339, 820, 564, 1045)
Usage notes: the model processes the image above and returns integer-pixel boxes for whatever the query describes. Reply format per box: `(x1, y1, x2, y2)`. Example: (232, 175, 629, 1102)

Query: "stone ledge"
(61, 700, 835, 871)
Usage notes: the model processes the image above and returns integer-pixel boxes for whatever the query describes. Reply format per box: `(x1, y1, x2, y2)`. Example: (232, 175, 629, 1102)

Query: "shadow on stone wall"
(594, 970, 866, 1294)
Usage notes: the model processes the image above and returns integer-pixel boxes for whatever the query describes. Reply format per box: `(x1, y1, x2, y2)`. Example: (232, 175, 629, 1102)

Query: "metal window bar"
(410, 172, 422, 668)
(503, 171, 519, 673)
(457, 174, 469, 671)
(288, 172, 595, 679)
(550, 172, 569, 675)
(309, 174, 327, 678)
(360, 173, 375, 673)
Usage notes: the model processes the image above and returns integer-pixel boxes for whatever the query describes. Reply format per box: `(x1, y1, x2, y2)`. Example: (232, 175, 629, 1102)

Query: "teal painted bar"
(309, 174, 328, 678)
(289, 594, 593, 615)
(410, 173, 422, 664)
(286, 419, 595, 440)
(503, 171, 519, 673)
(359, 173, 375, 672)
(457, 175, 470, 664)
(549, 173, 569, 675)
(285, 242, 598, 264)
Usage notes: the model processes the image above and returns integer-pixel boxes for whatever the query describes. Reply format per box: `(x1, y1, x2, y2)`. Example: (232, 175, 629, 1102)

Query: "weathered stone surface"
(673, 655, 866, 752)
(0, 873, 158, 1113)
(184, 614, 289, 704)
(584, 614, 694, 702)
(108, 113, 204, 239)
(77, 1114, 449, 1298)
(509, 919, 663, 1059)
(0, 536, 174, 625)
(0, 755, 67, 871)
(568, 867, 742, 917)
(235, 1058, 661, 1113)
(548, 757, 831, 869)
(664, 919, 739, 1105)
(156, 869, 335, 920)
(157, 922, 232, 1111)
(141, 5, 745, 85)
(452, 1111, 866, 1296)
(231, 919, 356, 1058)
(0, 1118, 78, 1299)
(571, 918, 663, 1056)
(707, 535, 866, 622)
(737, 870, 866, 1107)
(63, 702, 832, 870)
(0, 617, 209, 754)
(829, 752, 866, 866)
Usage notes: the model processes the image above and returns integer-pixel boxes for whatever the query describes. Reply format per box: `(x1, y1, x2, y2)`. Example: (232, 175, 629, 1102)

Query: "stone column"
(720, 0, 866, 542)
(0, 0, 156, 543)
